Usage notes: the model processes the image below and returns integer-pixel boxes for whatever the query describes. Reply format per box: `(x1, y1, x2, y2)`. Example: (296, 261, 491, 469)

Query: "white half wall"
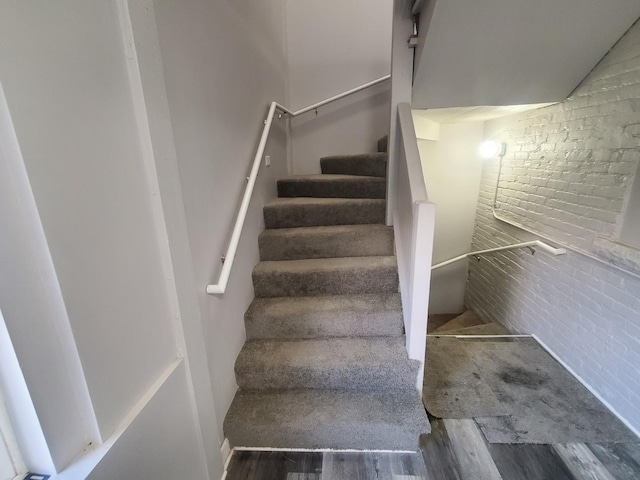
(286, 0, 392, 174)
(418, 122, 484, 314)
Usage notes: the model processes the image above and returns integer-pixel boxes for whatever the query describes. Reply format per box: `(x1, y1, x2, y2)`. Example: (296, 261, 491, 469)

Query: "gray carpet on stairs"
(258, 224, 394, 261)
(424, 336, 637, 444)
(277, 174, 386, 199)
(245, 293, 403, 339)
(224, 150, 429, 451)
(224, 389, 429, 451)
(235, 336, 418, 392)
(320, 153, 388, 178)
(252, 256, 399, 298)
(264, 197, 386, 228)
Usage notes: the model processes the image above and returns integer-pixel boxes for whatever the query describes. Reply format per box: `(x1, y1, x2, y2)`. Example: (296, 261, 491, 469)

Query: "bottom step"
(224, 389, 430, 451)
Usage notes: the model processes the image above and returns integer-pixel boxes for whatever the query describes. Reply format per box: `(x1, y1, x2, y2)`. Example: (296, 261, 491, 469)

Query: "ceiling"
(412, 0, 640, 109)
(413, 103, 554, 124)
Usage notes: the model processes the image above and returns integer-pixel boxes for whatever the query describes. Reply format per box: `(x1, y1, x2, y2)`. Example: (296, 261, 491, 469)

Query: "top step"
(321, 153, 388, 178)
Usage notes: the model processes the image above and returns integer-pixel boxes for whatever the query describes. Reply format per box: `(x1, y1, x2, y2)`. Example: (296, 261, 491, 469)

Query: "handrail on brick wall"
(206, 75, 391, 295)
(432, 240, 566, 271)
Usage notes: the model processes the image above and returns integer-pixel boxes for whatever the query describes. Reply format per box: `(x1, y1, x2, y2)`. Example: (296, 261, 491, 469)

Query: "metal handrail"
(206, 75, 391, 295)
(431, 240, 566, 271)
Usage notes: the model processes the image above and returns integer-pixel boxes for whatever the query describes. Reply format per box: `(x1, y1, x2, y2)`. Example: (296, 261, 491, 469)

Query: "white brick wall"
(466, 19, 640, 433)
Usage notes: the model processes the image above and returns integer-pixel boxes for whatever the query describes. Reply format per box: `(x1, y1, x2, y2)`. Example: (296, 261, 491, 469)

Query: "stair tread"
(248, 292, 402, 318)
(238, 336, 409, 369)
(245, 293, 403, 339)
(431, 310, 484, 334)
(264, 197, 386, 228)
(259, 224, 393, 260)
(254, 255, 397, 273)
(224, 389, 430, 450)
(236, 336, 417, 391)
(432, 323, 511, 336)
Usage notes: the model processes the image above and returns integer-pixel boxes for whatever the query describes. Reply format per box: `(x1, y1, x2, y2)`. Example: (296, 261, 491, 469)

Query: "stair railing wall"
(393, 102, 436, 390)
(206, 75, 390, 295)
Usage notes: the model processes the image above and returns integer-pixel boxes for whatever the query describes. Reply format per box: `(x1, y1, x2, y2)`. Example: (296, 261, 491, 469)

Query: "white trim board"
(51, 358, 183, 480)
(232, 447, 416, 453)
(532, 334, 640, 440)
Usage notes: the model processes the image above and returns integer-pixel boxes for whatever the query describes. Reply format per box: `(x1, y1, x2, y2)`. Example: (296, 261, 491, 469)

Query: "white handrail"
(431, 240, 566, 271)
(206, 75, 391, 295)
(281, 75, 390, 117)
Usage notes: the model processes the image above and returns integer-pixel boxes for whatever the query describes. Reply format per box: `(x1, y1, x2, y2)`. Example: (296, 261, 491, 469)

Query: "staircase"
(224, 151, 430, 451)
(429, 310, 510, 336)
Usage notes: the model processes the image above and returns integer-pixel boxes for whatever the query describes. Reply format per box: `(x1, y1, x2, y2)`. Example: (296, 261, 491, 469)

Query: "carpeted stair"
(224, 152, 429, 450)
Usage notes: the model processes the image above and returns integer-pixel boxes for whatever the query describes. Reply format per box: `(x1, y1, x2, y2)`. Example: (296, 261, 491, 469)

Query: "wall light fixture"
(479, 141, 507, 159)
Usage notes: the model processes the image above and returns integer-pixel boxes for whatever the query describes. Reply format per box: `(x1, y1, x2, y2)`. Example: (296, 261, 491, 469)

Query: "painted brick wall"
(466, 19, 640, 433)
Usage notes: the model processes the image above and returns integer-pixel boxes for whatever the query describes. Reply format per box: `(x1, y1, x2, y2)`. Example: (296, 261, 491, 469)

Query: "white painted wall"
(418, 122, 483, 314)
(152, 0, 289, 440)
(0, 1, 177, 440)
(88, 364, 207, 480)
(0, 1, 220, 478)
(412, 0, 640, 109)
(286, 0, 392, 174)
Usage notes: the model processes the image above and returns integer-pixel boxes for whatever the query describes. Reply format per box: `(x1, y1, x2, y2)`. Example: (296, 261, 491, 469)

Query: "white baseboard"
(233, 446, 415, 453)
(532, 334, 640, 440)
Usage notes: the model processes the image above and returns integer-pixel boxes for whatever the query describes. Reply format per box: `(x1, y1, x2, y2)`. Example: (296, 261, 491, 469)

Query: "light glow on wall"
(479, 141, 506, 158)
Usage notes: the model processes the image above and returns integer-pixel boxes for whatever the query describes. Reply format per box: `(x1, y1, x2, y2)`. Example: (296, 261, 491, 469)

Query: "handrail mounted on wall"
(206, 75, 390, 295)
(432, 240, 566, 271)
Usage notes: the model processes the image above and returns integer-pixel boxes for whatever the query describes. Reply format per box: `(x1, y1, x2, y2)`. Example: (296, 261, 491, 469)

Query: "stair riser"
(264, 201, 385, 228)
(224, 422, 420, 451)
(245, 311, 403, 339)
(259, 228, 394, 261)
(224, 390, 430, 450)
(277, 179, 385, 199)
(252, 266, 399, 298)
(235, 364, 415, 392)
(321, 154, 388, 178)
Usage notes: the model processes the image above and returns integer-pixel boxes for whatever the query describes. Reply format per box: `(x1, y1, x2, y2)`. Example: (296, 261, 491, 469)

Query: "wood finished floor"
(225, 417, 640, 479)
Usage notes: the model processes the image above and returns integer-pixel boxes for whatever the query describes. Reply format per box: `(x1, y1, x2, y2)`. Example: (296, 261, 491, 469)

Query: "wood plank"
(487, 443, 575, 480)
(321, 452, 379, 480)
(443, 418, 503, 480)
(390, 452, 429, 478)
(420, 420, 464, 480)
(587, 443, 640, 480)
(553, 444, 616, 480)
(225, 450, 323, 480)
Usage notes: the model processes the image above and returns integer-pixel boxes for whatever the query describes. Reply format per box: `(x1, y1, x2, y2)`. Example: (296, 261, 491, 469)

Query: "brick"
(464, 19, 640, 436)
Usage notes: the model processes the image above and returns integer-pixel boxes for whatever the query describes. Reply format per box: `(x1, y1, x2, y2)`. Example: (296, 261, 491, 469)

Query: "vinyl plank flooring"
(389, 452, 429, 478)
(586, 443, 640, 480)
(486, 443, 575, 480)
(615, 442, 640, 466)
(442, 418, 503, 480)
(226, 450, 322, 480)
(321, 451, 380, 480)
(552, 444, 616, 480)
(420, 419, 464, 480)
